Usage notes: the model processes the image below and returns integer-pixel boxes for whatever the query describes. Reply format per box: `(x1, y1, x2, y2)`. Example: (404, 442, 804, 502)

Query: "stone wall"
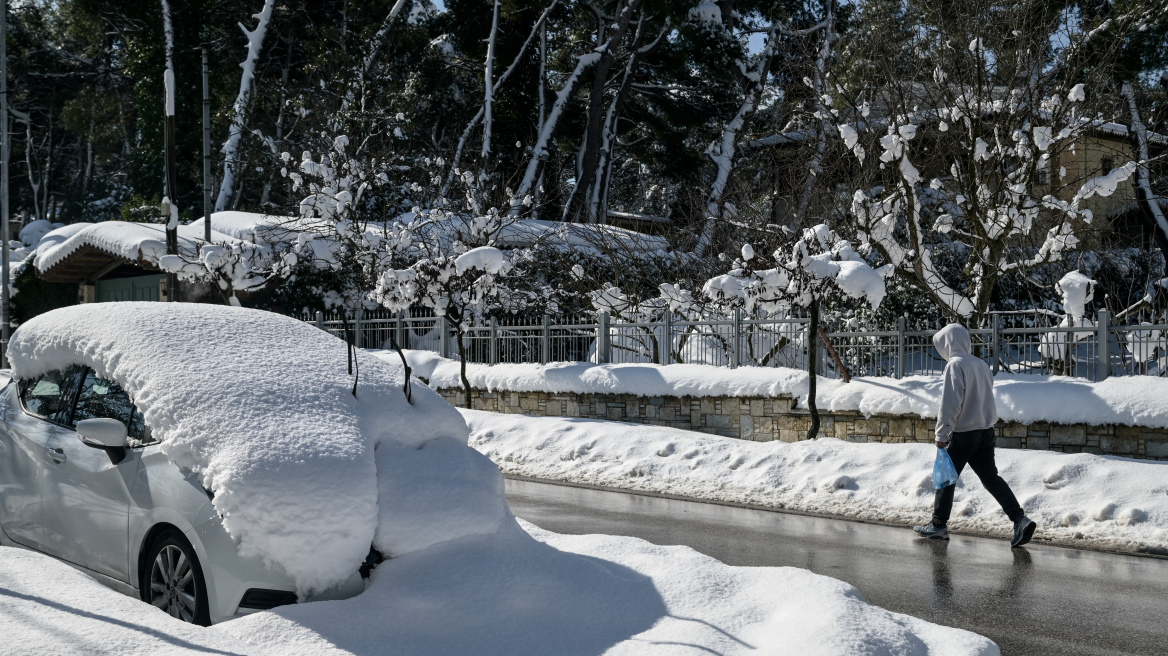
(439, 387, 1168, 461)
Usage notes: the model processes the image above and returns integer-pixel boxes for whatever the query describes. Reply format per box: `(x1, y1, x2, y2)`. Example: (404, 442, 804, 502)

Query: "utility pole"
(1, 0, 11, 364)
(163, 68, 178, 301)
(202, 45, 211, 242)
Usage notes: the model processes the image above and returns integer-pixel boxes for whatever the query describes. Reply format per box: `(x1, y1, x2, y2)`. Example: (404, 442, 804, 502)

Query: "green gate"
(94, 274, 164, 303)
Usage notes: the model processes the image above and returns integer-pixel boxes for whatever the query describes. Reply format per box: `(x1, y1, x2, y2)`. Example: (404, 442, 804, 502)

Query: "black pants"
(932, 428, 1024, 527)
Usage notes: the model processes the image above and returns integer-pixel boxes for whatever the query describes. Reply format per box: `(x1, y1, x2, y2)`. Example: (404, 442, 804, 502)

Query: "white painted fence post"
(438, 315, 449, 358)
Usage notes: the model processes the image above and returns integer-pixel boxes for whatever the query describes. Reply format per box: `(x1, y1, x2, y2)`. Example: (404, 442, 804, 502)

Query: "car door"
(41, 368, 143, 582)
(0, 370, 76, 549)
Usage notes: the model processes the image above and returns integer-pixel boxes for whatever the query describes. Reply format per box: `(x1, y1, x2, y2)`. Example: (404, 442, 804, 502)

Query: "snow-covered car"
(0, 303, 478, 625)
(0, 364, 366, 624)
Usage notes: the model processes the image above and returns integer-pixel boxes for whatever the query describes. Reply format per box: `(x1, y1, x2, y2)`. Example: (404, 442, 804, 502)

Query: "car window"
(70, 371, 148, 442)
(20, 369, 77, 419)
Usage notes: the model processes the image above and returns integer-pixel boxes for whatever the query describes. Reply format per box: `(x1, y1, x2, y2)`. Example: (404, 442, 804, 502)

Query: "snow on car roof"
(8, 302, 471, 594)
(33, 221, 240, 275)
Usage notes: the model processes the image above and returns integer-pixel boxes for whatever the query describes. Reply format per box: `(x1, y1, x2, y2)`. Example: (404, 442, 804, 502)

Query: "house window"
(1101, 158, 1113, 176)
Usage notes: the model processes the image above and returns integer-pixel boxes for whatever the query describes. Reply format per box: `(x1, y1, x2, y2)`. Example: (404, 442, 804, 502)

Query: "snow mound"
(3, 521, 996, 655)
(466, 410, 1168, 555)
(0, 546, 254, 655)
(19, 219, 63, 247)
(216, 518, 996, 655)
(395, 350, 1168, 429)
(32, 222, 240, 275)
(8, 303, 470, 593)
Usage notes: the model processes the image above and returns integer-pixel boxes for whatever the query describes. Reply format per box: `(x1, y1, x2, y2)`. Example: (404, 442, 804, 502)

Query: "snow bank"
(0, 547, 254, 656)
(2, 521, 996, 655)
(32, 222, 239, 274)
(8, 304, 471, 593)
(465, 410, 1168, 555)
(393, 350, 1168, 429)
(219, 519, 995, 656)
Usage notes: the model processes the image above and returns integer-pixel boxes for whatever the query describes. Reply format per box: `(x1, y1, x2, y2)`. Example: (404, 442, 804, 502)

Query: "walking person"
(913, 324, 1037, 547)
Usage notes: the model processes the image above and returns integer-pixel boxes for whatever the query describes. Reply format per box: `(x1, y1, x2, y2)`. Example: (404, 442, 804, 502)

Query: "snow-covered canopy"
(410, 214, 670, 253)
(187, 211, 310, 244)
(8, 304, 477, 594)
(33, 222, 239, 276)
(196, 210, 670, 256)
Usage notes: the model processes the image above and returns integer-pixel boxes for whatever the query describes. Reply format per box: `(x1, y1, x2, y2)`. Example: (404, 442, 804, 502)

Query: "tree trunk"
(563, 0, 641, 223)
(806, 298, 820, 440)
(509, 51, 602, 215)
(215, 0, 276, 212)
(456, 320, 472, 409)
(1122, 82, 1168, 263)
(442, 1, 561, 200)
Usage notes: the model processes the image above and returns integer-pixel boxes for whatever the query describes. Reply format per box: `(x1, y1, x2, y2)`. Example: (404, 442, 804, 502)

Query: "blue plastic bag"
(933, 448, 959, 489)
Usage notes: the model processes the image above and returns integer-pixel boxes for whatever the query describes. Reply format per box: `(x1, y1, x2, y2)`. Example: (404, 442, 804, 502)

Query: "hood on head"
(933, 323, 972, 361)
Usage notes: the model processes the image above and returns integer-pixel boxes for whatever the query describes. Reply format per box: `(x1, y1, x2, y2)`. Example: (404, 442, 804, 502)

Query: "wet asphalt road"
(505, 477, 1168, 656)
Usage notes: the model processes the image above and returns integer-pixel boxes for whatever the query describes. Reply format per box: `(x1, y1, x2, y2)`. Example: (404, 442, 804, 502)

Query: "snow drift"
(8, 304, 473, 593)
(465, 410, 1168, 555)
(1, 525, 998, 656)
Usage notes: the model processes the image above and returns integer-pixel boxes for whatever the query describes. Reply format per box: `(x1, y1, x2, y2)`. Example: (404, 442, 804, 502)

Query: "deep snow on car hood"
(8, 303, 479, 594)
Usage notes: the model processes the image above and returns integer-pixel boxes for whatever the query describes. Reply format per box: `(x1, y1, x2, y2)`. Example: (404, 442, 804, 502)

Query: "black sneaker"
(913, 523, 949, 540)
(1012, 517, 1036, 547)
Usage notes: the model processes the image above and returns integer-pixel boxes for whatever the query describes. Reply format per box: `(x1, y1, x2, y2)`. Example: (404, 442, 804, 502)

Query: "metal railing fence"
(299, 307, 1168, 381)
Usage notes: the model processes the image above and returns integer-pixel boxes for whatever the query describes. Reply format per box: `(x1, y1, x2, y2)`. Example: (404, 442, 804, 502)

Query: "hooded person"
(913, 323, 1037, 547)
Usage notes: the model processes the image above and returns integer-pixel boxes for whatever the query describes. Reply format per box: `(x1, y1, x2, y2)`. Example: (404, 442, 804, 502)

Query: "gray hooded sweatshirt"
(933, 324, 998, 443)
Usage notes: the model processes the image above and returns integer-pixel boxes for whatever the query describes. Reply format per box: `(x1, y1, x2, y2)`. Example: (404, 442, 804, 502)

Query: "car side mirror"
(77, 418, 128, 465)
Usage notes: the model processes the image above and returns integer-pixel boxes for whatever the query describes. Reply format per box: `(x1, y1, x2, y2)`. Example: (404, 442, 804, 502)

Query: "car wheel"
(141, 530, 211, 626)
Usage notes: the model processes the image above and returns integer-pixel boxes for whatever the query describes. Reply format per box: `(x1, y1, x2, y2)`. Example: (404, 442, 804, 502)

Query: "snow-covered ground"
(399, 351, 1168, 429)
(464, 410, 1168, 555)
(2, 304, 997, 654)
(0, 523, 997, 656)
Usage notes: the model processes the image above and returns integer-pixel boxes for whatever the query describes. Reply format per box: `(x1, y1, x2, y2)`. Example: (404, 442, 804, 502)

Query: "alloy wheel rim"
(149, 544, 197, 622)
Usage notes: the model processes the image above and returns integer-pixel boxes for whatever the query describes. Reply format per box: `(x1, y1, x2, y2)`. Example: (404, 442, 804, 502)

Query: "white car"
(0, 365, 365, 626)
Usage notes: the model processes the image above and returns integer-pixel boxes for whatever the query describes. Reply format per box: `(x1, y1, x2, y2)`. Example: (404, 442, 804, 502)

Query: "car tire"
(140, 529, 211, 626)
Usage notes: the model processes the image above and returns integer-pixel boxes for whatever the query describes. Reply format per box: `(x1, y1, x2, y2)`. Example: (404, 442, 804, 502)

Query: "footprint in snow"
(819, 475, 857, 492)
(904, 475, 933, 498)
(655, 443, 676, 457)
(1117, 508, 1148, 526)
(1093, 503, 1117, 521)
(1043, 463, 1085, 490)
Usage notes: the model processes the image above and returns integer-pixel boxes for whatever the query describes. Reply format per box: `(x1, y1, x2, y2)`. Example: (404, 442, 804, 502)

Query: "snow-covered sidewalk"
(0, 524, 997, 656)
(464, 410, 1168, 555)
